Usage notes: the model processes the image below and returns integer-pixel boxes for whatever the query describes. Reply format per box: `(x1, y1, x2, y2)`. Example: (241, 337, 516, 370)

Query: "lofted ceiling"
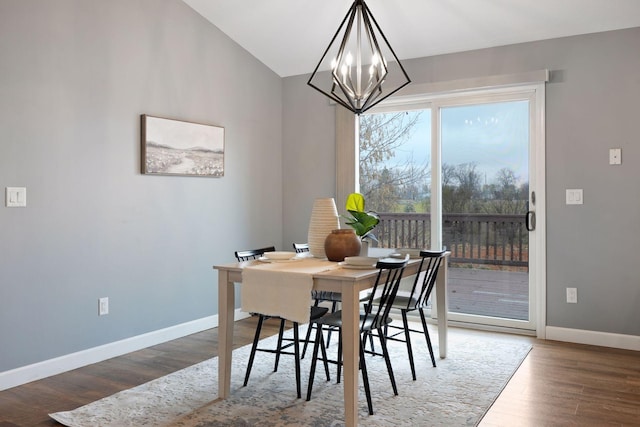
(182, 0, 640, 77)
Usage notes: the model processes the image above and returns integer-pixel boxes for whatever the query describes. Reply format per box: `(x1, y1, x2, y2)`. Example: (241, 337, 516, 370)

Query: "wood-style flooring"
(1, 317, 639, 426)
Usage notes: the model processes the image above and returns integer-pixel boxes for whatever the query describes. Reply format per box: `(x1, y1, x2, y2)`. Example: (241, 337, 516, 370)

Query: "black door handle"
(526, 211, 536, 231)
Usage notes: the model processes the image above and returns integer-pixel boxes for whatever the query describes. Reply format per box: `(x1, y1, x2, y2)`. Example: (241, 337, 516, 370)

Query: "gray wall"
(283, 28, 640, 337)
(2, 0, 638, 378)
(0, 0, 283, 372)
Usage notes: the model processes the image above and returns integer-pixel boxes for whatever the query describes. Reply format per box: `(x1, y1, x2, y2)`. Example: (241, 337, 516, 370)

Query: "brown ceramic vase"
(324, 229, 361, 262)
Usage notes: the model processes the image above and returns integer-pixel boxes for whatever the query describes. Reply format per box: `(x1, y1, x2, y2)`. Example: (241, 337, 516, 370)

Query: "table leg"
(218, 269, 235, 399)
(341, 281, 360, 427)
(435, 256, 449, 359)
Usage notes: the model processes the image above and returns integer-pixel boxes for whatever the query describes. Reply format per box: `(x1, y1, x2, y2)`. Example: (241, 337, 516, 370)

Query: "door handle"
(526, 211, 536, 231)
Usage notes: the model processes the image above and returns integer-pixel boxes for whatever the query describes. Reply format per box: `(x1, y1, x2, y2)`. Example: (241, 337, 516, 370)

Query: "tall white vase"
(307, 198, 340, 258)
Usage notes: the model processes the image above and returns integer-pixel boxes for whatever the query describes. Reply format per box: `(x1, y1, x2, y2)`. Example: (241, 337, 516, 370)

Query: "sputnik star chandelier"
(308, 0, 410, 115)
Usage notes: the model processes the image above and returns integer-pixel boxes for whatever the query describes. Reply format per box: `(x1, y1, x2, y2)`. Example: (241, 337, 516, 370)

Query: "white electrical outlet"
(99, 297, 109, 315)
(609, 148, 622, 165)
(566, 288, 577, 304)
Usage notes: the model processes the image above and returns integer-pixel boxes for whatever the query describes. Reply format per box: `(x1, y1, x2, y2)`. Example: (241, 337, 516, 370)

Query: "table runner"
(241, 258, 338, 323)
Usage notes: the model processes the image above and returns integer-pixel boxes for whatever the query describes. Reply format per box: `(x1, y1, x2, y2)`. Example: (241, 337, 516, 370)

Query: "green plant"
(344, 193, 380, 241)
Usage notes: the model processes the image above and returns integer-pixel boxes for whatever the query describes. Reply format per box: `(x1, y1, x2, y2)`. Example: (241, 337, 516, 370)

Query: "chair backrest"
(403, 249, 446, 310)
(362, 258, 409, 332)
(292, 243, 310, 253)
(234, 246, 276, 261)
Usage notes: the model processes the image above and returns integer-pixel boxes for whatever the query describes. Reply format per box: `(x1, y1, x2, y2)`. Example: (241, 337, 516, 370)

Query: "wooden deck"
(447, 267, 529, 320)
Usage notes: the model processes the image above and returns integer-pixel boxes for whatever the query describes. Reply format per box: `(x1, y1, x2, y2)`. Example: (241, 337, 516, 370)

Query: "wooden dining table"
(213, 250, 449, 427)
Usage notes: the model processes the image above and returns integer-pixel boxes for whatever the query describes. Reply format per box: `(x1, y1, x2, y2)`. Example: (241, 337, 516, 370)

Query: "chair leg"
(243, 314, 265, 387)
(302, 299, 321, 358)
(319, 328, 331, 381)
(361, 329, 371, 353)
(273, 318, 286, 372)
(419, 308, 437, 367)
(325, 300, 338, 347)
(306, 325, 325, 401)
(362, 303, 376, 353)
(293, 322, 301, 398)
(368, 327, 376, 353)
(359, 338, 374, 415)
(402, 310, 417, 380)
(301, 323, 314, 359)
(378, 327, 398, 396)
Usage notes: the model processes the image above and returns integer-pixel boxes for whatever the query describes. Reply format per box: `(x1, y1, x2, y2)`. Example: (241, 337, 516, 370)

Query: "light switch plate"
(566, 189, 583, 205)
(99, 297, 109, 316)
(6, 187, 27, 207)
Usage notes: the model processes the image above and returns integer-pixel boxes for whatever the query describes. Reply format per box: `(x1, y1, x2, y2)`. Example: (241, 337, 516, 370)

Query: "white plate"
(263, 251, 296, 260)
(338, 262, 377, 270)
(344, 256, 379, 266)
(258, 257, 302, 263)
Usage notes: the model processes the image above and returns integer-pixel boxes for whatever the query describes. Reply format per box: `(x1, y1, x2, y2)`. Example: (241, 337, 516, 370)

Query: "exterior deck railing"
(376, 212, 528, 267)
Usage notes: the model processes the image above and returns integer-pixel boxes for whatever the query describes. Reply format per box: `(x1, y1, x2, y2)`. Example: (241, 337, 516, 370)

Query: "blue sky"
(377, 100, 529, 186)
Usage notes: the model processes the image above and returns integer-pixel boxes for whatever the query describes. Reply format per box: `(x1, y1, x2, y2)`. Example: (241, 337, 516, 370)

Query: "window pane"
(441, 101, 529, 215)
(359, 109, 431, 248)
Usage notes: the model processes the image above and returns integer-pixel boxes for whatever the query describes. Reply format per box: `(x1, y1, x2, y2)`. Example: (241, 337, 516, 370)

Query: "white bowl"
(344, 256, 378, 266)
(263, 251, 296, 260)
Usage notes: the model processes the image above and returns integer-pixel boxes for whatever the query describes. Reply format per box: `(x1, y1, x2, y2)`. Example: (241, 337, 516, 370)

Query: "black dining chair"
(380, 249, 446, 380)
(293, 242, 343, 358)
(305, 258, 409, 415)
(236, 246, 329, 398)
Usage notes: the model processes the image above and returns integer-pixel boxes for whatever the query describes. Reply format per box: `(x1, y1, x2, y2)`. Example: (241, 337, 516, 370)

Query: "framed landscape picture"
(141, 115, 224, 177)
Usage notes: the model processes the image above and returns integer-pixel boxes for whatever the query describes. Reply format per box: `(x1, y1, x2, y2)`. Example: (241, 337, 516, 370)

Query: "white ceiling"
(182, 0, 640, 77)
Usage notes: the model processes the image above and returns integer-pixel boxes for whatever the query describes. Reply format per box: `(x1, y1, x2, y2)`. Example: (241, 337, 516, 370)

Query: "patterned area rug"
(50, 325, 531, 427)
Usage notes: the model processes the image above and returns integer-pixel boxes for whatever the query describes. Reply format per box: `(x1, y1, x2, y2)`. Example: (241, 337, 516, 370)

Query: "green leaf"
(346, 210, 379, 237)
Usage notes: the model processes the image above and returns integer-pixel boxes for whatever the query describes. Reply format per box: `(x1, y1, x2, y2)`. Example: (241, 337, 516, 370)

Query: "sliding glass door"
(440, 98, 532, 328)
(355, 86, 544, 331)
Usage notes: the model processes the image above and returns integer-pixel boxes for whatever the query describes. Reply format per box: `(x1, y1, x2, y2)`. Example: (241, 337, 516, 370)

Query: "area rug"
(50, 326, 531, 427)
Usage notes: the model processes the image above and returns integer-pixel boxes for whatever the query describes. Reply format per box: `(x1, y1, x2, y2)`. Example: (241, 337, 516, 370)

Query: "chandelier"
(308, 0, 410, 115)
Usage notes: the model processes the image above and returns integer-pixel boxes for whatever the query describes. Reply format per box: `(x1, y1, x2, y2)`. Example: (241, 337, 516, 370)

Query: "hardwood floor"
(480, 339, 640, 427)
(1, 318, 639, 426)
(0, 318, 279, 427)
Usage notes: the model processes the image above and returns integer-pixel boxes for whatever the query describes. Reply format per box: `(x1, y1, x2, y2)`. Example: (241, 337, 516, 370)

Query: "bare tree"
(359, 111, 428, 212)
(442, 162, 482, 213)
(484, 167, 528, 214)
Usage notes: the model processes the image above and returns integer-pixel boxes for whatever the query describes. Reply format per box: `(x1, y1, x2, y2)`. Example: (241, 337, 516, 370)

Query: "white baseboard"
(0, 309, 251, 391)
(545, 326, 640, 351)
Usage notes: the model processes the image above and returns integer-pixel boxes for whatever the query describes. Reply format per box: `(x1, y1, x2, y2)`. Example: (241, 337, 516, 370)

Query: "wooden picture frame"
(140, 115, 224, 177)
